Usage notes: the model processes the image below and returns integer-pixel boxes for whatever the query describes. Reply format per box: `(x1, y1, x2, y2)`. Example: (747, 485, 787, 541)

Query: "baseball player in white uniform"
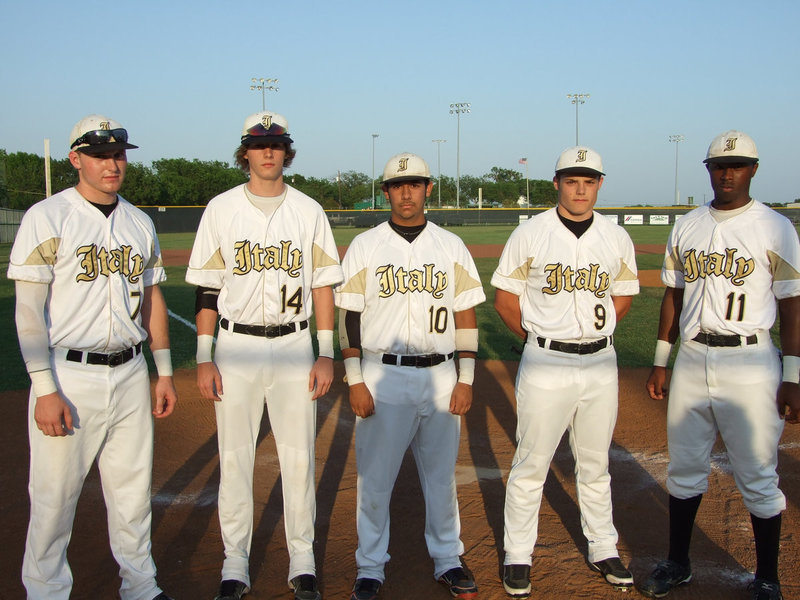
(642, 131, 800, 600)
(8, 114, 177, 600)
(186, 112, 342, 600)
(336, 153, 485, 600)
(492, 147, 639, 597)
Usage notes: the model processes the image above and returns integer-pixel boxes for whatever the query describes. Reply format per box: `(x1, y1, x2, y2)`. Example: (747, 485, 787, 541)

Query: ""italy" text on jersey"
(375, 264, 448, 299)
(75, 244, 145, 283)
(233, 240, 303, 277)
(542, 263, 610, 298)
(682, 248, 755, 286)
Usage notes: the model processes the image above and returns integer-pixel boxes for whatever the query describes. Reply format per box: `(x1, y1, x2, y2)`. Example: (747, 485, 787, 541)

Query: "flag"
(519, 158, 527, 165)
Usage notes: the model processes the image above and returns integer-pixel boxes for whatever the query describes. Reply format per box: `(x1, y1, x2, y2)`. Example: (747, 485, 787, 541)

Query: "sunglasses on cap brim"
(71, 128, 130, 149)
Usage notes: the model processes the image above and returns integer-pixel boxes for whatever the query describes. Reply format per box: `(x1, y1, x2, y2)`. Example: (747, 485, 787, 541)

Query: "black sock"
(751, 513, 781, 583)
(667, 494, 702, 566)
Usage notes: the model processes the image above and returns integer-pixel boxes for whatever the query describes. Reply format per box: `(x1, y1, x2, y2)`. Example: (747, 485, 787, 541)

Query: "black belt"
(537, 336, 612, 355)
(66, 342, 142, 367)
(382, 352, 454, 368)
(692, 332, 757, 347)
(220, 318, 308, 338)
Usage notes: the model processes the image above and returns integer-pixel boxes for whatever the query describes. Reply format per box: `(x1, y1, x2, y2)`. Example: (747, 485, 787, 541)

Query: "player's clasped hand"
(309, 356, 334, 400)
(449, 382, 473, 415)
(34, 392, 73, 436)
(197, 361, 223, 401)
(348, 382, 375, 418)
(777, 381, 800, 424)
(646, 366, 669, 400)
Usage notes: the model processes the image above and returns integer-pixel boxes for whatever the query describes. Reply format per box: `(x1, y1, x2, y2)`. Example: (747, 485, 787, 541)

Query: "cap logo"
(99, 121, 111, 130)
(261, 114, 273, 128)
(724, 137, 737, 152)
(576, 149, 587, 163)
(397, 157, 409, 172)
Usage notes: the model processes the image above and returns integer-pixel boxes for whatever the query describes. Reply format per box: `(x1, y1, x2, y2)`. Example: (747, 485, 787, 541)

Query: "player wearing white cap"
(8, 114, 177, 600)
(641, 131, 800, 600)
(492, 147, 639, 597)
(186, 111, 343, 600)
(336, 153, 485, 600)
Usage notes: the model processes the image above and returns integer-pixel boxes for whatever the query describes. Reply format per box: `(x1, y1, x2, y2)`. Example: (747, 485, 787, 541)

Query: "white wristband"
(782, 355, 800, 383)
(29, 369, 58, 397)
(653, 339, 673, 367)
(344, 356, 364, 385)
(197, 334, 214, 364)
(152, 348, 173, 377)
(317, 329, 334, 359)
(455, 328, 479, 353)
(458, 357, 475, 385)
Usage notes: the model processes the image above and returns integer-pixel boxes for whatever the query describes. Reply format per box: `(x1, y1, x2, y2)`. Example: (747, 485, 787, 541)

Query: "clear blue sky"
(2, 0, 798, 206)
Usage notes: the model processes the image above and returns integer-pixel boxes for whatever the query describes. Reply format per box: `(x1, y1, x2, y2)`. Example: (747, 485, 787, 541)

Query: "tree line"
(0, 150, 558, 210)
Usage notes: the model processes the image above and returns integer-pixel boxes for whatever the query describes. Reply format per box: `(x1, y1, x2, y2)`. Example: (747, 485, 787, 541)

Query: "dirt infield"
(3, 364, 799, 599)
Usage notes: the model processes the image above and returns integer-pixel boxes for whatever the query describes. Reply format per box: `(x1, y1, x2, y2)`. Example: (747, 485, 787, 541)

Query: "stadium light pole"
(449, 103, 470, 209)
(566, 93, 590, 145)
(432, 139, 446, 208)
(250, 77, 279, 111)
(669, 134, 685, 205)
(371, 133, 379, 209)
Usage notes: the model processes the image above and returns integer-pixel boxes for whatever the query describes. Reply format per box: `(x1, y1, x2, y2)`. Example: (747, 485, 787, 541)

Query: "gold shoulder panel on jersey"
(507, 257, 534, 282)
(663, 246, 683, 273)
(767, 250, 800, 282)
(615, 259, 637, 282)
(338, 267, 367, 295)
(201, 248, 226, 270)
(454, 262, 482, 295)
(24, 237, 60, 266)
(312, 242, 340, 269)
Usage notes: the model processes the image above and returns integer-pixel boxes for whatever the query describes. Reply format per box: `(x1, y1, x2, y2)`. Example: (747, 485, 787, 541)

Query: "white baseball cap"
(382, 152, 431, 184)
(704, 130, 758, 164)
(241, 111, 293, 145)
(555, 146, 605, 176)
(69, 114, 137, 154)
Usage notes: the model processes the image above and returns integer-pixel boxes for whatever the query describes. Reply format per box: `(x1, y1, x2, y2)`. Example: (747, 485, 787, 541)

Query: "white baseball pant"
(354, 354, 464, 582)
(213, 325, 317, 586)
(504, 341, 621, 565)
(667, 334, 786, 519)
(23, 351, 160, 600)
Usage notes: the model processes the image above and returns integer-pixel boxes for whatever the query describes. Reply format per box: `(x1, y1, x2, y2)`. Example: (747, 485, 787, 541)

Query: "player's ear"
(69, 150, 82, 171)
(552, 176, 559, 191)
(597, 176, 604, 190)
(751, 163, 759, 178)
(425, 180, 433, 198)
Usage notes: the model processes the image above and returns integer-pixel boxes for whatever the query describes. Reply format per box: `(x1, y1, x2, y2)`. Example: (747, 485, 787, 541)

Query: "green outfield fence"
(3, 206, 800, 239)
(136, 205, 800, 234)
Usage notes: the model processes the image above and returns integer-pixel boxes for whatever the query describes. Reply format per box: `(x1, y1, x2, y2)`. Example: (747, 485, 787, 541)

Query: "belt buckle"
(107, 350, 125, 367)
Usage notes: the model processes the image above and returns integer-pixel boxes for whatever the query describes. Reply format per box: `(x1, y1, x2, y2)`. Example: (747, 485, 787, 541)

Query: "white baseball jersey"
(662, 200, 800, 340)
(8, 187, 165, 351)
(185, 183, 343, 324)
(492, 208, 639, 340)
(335, 221, 485, 354)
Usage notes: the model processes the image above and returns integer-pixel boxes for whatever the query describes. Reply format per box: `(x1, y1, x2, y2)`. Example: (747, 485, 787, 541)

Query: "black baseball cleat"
(639, 560, 692, 598)
(152, 593, 175, 600)
(438, 566, 478, 599)
(502, 564, 531, 598)
(290, 573, 321, 600)
(214, 579, 250, 600)
(750, 579, 783, 600)
(350, 578, 381, 600)
(590, 556, 634, 590)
